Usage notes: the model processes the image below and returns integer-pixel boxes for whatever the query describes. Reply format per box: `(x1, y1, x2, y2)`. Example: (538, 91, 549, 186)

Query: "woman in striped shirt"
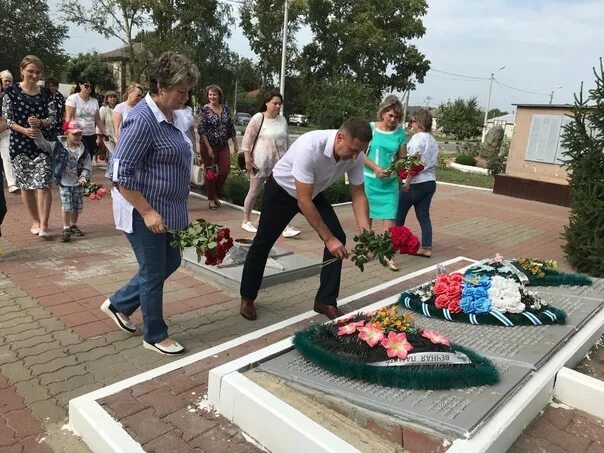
(102, 52, 199, 356)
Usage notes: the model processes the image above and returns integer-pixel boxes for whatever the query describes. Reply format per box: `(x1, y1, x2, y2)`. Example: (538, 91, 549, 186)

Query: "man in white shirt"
(240, 118, 373, 321)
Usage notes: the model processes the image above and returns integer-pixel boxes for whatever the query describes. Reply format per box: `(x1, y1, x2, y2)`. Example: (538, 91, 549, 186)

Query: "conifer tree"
(561, 59, 604, 277)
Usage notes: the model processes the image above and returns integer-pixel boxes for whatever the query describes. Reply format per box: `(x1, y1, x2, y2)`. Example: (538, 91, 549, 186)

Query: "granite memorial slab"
(181, 244, 320, 289)
(531, 277, 604, 302)
(534, 293, 604, 330)
(258, 349, 532, 438)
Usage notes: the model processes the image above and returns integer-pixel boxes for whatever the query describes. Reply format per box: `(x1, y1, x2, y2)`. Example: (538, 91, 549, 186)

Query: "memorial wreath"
(293, 305, 499, 390)
(397, 255, 591, 327)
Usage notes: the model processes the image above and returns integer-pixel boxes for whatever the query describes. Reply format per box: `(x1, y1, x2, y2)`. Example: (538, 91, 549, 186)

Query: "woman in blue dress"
(364, 95, 407, 270)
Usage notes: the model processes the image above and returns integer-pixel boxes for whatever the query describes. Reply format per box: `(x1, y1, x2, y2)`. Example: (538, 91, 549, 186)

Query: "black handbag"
(237, 114, 264, 170)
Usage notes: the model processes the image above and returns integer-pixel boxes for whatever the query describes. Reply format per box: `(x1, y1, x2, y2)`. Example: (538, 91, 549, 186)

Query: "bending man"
(240, 118, 372, 320)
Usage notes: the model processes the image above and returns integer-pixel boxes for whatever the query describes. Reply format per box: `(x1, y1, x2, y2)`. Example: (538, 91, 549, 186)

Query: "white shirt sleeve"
(65, 94, 77, 109)
(347, 155, 366, 185)
(291, 135, 317, 184)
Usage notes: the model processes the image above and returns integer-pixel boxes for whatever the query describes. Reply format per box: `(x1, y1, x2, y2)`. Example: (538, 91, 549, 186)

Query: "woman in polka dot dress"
(1, 55, 56, 237)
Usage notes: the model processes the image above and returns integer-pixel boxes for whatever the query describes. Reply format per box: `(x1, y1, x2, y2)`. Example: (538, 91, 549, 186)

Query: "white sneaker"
(8, 186, 19, 193)
(241, 221, 257, 233)
(143, 339, 185, 355)
(282, 226, 301, 238)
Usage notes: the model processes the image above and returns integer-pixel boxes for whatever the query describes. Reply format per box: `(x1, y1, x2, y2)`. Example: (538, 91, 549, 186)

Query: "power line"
(429, 68, 490, 80)
(494, 80, 550, 97)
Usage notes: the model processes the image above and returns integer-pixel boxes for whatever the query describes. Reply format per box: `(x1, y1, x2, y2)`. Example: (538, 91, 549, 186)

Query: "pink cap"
(63, 120, 83, 134)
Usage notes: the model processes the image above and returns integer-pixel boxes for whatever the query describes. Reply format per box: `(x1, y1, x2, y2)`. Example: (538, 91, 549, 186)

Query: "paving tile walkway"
(0, 166, 599, 451)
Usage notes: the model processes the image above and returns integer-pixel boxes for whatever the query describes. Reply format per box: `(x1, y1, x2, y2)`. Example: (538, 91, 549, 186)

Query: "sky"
(49, 0, 604, 113)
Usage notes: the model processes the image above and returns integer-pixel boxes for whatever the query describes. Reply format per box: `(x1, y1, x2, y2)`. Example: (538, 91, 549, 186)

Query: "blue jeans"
(396, 180, 436, 248)
(110, 211, 181, 343)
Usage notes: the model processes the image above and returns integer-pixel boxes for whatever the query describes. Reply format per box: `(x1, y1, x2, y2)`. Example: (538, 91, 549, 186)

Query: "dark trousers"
(240, 178, 346, 307)
(82, 134, 97, 158)
(0, 161, 6, 227)
(396, 180, 436, 248)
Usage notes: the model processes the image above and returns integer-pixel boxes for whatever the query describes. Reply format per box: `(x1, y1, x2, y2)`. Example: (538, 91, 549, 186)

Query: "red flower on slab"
(337, 321, 365, 336)
(388, 225, 420, 255)
(421, 329, 451, 347)
(358, 322, 385, 347)
(380, 331, 414, 360)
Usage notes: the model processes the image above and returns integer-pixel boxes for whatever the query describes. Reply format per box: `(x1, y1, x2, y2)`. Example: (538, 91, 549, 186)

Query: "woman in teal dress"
(364, 95, 407, 270)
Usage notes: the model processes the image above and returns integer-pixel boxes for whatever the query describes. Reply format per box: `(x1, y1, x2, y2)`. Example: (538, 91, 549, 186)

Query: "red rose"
(435, 274, 451, 286)
(433, 281, 449, 295)
(447, 299, 462, 313)
(449, 273, 464, 284)
(446, 285, 461, 300)
(217, 227, 230, 241)
(435, 294, 450, 309)
(398, 169, 408, 180)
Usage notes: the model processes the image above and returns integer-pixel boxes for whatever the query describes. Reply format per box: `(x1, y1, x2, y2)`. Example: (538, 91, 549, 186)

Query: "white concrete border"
(554, 367, 604, 420)
(69, 256, 471, 453)
(449, 162, 490, 175)
(437, 181, 493, 192)
(447, 309, 604, 453)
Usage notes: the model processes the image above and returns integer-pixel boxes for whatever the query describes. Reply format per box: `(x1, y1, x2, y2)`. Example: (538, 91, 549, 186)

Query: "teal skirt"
(364, 174, 399, 220)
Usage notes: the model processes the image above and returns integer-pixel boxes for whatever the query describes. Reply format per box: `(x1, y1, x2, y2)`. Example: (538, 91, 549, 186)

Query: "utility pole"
(233, 79, 238, 114)
(402, 89, 410, 124)
(483, 73, 495, 134)
(549, 91, 554, 104)
(279, 0, 289, 113)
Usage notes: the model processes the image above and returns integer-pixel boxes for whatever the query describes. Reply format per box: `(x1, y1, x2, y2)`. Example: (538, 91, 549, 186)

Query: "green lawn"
(437, 167, 494, 189)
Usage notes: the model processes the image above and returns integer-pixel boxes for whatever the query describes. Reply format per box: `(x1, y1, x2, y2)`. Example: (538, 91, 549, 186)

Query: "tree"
(60, 0, 149, 82)
(239, 0, 307, 85)
(305, 78, 377, 128)
(0, 0, 67, 77)
(561, 59, 604, 277)
(302, 0, 430, 97)
(140, 0, 235, 100)
(488, 108, 509, 120)
(438, 97, 483, 140)
(64, 53, 117, 92)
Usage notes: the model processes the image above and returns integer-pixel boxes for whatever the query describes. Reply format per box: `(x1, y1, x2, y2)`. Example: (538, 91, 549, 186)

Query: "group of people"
(1, 51, 439, 358)
(0, 55, 147, 242)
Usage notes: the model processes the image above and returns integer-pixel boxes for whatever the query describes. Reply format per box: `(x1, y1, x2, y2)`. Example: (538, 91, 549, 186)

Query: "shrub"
(455, 142, 482, 157)
(454, 154, 477, 166)
(437, 154, 449, 170)
(323, 178, 352, 204)
(486, 155, 507, 176)
(562, 59, 604, 277)
(222, 168, 250, 206)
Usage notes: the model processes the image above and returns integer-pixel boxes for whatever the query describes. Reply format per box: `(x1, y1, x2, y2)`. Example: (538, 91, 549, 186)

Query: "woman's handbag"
(237, 114, 264, 170)
(191, 155, 204, 186)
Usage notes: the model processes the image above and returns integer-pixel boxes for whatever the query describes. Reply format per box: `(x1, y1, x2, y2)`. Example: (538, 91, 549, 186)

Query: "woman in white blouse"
(112, 83, 144, 142)
(241, 90, 300, 238)
(396, 109, 439, 258)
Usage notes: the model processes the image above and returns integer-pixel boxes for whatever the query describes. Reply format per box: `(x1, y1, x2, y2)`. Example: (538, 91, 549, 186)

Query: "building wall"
(505, 107, 571, 185)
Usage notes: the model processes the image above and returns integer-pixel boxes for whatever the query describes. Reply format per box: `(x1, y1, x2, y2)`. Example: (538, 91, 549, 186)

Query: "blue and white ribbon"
(521, 311, 543, 325)
(443, 308, 453, 321)
(489, 309, 514, 327)
(403, 296, 411, 309)
(542, 310, 557, 321)
(422, 303, 431, 317)
(469, 313, 479, 325)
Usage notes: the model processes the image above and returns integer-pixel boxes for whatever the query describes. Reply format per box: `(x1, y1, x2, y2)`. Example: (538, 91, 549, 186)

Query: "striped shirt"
(109, 94, 192, 230)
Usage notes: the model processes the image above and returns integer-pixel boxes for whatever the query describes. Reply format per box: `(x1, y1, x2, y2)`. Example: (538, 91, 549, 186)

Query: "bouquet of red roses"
(169, 219, 234, 266)
(205, 165, 218, 182)
(390, 155, 425, 181)
(83, 182, 108, 200)
(324, 225, 420, 271)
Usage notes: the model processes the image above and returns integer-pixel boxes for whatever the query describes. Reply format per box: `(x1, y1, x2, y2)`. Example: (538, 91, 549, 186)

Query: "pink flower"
(358, 323, 385, 347)
(491, 253, 505, 264)
(97, 187, 107, 197)
(421, 329, 451, 347)
(380, 332, 414, 360)
(337, 321, 365, 336)
(433, 281, 449, 296)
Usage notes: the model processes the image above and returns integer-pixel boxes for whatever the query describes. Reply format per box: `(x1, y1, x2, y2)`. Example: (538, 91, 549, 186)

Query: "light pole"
(483, 66, 506, 138)
(549, 85, 563, 104)
(279, 0, 289, 113)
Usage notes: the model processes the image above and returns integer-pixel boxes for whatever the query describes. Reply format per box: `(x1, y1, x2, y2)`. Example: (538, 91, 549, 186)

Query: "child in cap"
(33, 120, 92, 242)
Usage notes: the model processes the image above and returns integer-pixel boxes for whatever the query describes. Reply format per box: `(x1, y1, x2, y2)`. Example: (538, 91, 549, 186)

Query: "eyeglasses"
(410, 119, 417, 123)
(82, 83, 92, 89)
